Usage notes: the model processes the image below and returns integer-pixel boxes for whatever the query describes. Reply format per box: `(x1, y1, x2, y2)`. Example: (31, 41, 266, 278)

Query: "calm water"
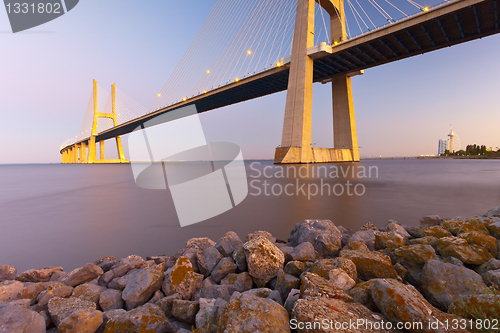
(0, 159, 499, 273)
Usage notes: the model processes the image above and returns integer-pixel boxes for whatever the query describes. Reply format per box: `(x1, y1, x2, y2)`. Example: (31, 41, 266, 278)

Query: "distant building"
(438, 139, 449, 155)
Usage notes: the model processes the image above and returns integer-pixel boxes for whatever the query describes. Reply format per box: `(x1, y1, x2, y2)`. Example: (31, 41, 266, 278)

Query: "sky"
(0, 0, 499, 164)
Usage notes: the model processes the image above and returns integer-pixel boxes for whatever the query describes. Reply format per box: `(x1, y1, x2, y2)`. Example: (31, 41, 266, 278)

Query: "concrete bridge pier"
(275, 0, 359, 164)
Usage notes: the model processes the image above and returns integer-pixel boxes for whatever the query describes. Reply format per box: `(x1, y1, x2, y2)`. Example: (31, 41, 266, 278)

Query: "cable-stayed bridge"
(60, 0, 500, 164)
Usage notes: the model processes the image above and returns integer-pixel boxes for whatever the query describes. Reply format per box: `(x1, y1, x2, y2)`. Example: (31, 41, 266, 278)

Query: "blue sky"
(1, 0, 499, 163)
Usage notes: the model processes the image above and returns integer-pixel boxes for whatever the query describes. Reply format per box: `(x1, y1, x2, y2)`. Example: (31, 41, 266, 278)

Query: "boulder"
(148, 289, 165, 304)
(449, 294, 500, 321)
(343, 241, 370, 252)
(404, 226, 425, 238)
(0, 280, 23, 302)
(218, 291, 290, 332)
(374, 231, 406, 250)
(122, 265, 164, 310)
(385, 220, 412, 240)
(299, 272, 353, 301)
(423, 225, 452, 238)
(420, 259, 488, 310)
(195, 297, 216, 329)
(290, 242, 316, 261)
(283, 261, 308, 277)
(98, 264, 132, 287)
(246, 230, 276, 243)
(110, 255, 145, 271)
(419, 215, 442, 227)
(435, 236, 468, 254)
(98, 261, 115, 273)
(57, 308, 103, 333)
(409, 236, 438, 248)
(171, 299, 199, 324)
(283, 289, 300, 315)
(394, 244, 436, 265)
(340, 249, 398, 280)
(17, 282, 51, 305)
(155, 293, 182, 317)
(347, 280, 378, 312)
(0, 265, 17, 281)
(328, 268, 356, 291)
(36, 282, 74, 311)
(487, 221, 500, 239)
(370, 278, 464, 333)
(0, 303, 45, 333)
(103, 303, 172, 333)
(459, 231, 497, 257)
(276, 269, 300, 301)
(291, 296, 395, 333)
(47, 296, 96, 327)
(243, 236, 284, 287)
(290, 219, 342, 257)
(16, 267, 63, 283)
(99, 289, 123, 312)
(210, 257, 237, 284)
(441, 216, 490, 236)
(178, 248, 201, 273)
(94, 255, 116, 266)
(193, 285, 232, 302)
(107, 268, 142, 291)
(185, 237, 217, 252)
(348, 230, 376, 251)
(307, 257, 357, 281)
(99, 309, 126, 332)
(162, 256, 203, 300)
(198, 246, 223, 277)
(64, 263, 103, 287)
(71, 283, 104, 305)
(220, 272, 253, 293)
(440, 244, 492, 265)
(481, 269, 500, 288)
(232, 245, 247, 272)
(476, 258, 500, 274)
(215, 231, 243, 257)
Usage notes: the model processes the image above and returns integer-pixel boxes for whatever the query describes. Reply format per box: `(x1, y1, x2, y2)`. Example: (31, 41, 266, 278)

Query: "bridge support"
(61, 80, 128, 164)
(275, 0, 360, 164)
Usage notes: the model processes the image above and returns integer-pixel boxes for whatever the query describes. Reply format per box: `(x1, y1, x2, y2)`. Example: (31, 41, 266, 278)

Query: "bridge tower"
(275, 0, 360, 164)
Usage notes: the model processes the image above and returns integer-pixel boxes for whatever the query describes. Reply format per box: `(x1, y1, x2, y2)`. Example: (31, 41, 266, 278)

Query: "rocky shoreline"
(3, 208, 500, 332)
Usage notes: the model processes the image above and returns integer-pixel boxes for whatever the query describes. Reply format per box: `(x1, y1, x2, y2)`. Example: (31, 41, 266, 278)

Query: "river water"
(0, 158, 499, 272)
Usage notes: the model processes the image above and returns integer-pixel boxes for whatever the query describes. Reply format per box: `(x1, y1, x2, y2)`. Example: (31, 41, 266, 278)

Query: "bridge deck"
(63, 0, 499, 151)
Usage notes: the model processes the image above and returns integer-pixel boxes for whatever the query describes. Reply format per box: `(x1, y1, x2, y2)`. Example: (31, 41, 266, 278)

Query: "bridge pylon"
(275, 0, 360, 164)
(61, 80, 128, 164)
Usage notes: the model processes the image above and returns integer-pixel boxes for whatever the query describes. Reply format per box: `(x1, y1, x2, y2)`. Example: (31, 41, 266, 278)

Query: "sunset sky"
(1, 0, 499, 164)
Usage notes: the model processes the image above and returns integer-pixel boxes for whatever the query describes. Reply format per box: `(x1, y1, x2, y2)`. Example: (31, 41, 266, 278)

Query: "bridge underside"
(63, 0, 500, 161)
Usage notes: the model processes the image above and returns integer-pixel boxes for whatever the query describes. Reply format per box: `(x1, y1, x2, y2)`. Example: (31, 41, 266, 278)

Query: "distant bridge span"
(61, 0, 499, 163)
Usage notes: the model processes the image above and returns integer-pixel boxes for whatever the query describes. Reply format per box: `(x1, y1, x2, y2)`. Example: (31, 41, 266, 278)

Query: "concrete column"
(100, 140, 105, 160)
(88, 79, 98, 163)
(332, 75, 359, 161)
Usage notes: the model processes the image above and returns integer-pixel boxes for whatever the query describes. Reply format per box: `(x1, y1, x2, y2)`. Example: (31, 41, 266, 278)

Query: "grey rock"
(110, 255, 145, 271)
(16, 267, 63, 283)
(97, 261, 115, 273)
(283, 261, 308, 277)
(220, 272, 253, 292)
(420, 215, 442, 227)
(348, 230, 376, 251)
(195, 297, 216, 329)
(290, 219, 342, 257)
(0, 303, 45, 333)
(385, 220, 411, 240)
(276, 269, 300, 301)
(246, 230, 276, 243)
(104, 303, 172, 333)
(0, 280, 24, 302)
(197, 246, 223, 277)
(47, 296, 96, 327)
(71, 283, 105, 305)
(93, 255, 116, 266)
(482, 269, 500, 289)
(148, 289, 165, 304)
(63, 263, 103, 287)
(328, 268, 356, 291)
(57, 308, 103, 333)
(232, 245, 247, 272)
(283, 288, 300, 315)
(243, 236, 284, 287)
(185, 237, 216, 252)
(122, 265, 164, 310)
(477, 258, 500, 274)
(210, 257, 236, 284)
(0, 265, 17, 281)
(300, 272, 353, 301)
(107, 268, 141, 291)
(155, 293, 182, 318)
(98, 264, 132, 287)
(98, 289, 123, 312)
(193, 285, 232, 302)
(36, 282, 74, 311)
(290, 242, 316, 261)
(171, 299, 199, 324)
(215, 231, 243, 257)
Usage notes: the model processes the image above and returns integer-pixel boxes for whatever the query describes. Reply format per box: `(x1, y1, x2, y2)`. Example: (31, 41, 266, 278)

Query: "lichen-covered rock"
(276, 269, 300, 301)
(440, 244, 492, 265)
(423, 225, 452, 238)
(193, 285, 232, 302)
(420, 259, 488, 310)
(340, 249, 398, 280)
(107, 268, 142, 291)
(57, 308, 103, 333)
(220, 272, 253, 293)
(99, 289, 123, 311)
(435, 236, 468, 254)
(0, 280, 23, 302)
(103, 303, 172, 333)
(63, 263, 103, 287)
(197, 246, 222, 277)
(487, 221, 500, 239)
(162, 256, 203, 300)
(348, 230, 376, 251)
(178, 247, 201, 273)
(404, 226, 425, 238)
(374, 231, 406, 250)
(283, 288, 300, 315)
(290, 242, 316, 261)
(246, 230, 276, 243)
(481, 269, 500, 288)
(347, 280, 378, 312)
(98, 264, 132, 287)
(217, 291, 290, 333)
(232, 245, 247, 272)
(155, 293, 182, 317)
(449, 294, 500, 321)
(215, 231, 243, 257)
(299, 272, 353, 301)
(16, 267, 63, 283)
(0, 303, 46, 333)
(419, 215, 442, 227)
(343, 241, 370, 252)
(459, 231, 497, 257)
(409, 236, 438, 248)
(284, 261, 308, 278)
(394, 244, 436, 265)
(36, 282, 74, 311)
(71, 283, 105, 305)
(195, 297, 216, 329)
(385, 220, 412, 240)
(122, 265, 164, 310)
(16, 282, 52, 305)
(210, 257, 236, 284)
(172, 299, 199, 324)
(243, 236, 284, 287)
(476, 258, 500, 274)
(328, 268, 356, 291)
(291, 296, 394, 333)
(441, 216, 490, 236)
(370, 278, 464, 333)
(47, 297, 96, 327)
(290, 219, 342, 257)
(0, 265, 17, 281)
